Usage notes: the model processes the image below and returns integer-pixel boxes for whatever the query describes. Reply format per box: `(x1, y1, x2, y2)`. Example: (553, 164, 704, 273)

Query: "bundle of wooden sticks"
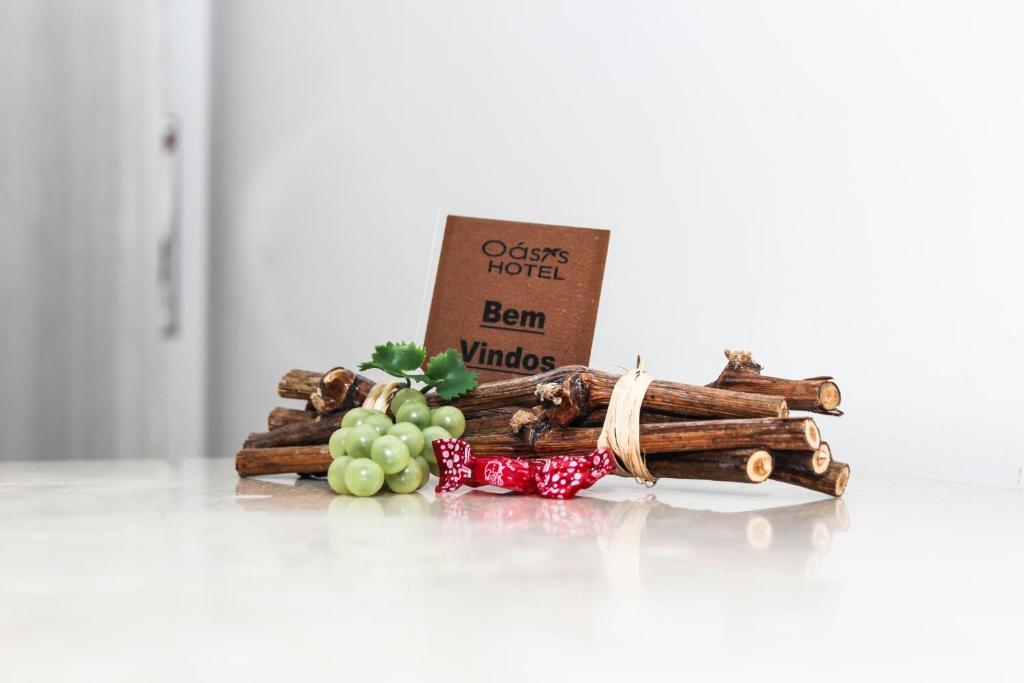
(235, 350, 849, 497)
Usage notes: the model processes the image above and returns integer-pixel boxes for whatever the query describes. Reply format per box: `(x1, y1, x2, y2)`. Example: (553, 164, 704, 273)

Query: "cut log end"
(804, 419, 821, 450)
(778, 400, 790, 418)
(812, 442, 832, 474)
(770, 459, 850, 497)
(277, 369, 322, 400)
(833, 463, 851, 497)
(747, 449, 773, 483)
(817, 381, 842, 411)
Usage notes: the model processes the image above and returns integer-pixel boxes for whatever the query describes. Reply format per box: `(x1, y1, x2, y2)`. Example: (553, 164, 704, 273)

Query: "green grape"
(385, 458, 422, 494)
(430, 406, 466, 438)
(370, 435, 410, 475)
(420, 425, 451, 454)
(328, 428, 351, 459)
(390, 387, 427, 415)
(415, 456, 431, 489)
(341, 407, 373, 429)
(388, 422, 425, 457)
(365, 413, 394, 436)
(423, 448, 439, 476)
(419, 425, 451, 474)
(344, 458, 385, 496)
(395, 401, 431, 429)
(343, 423, 379, 459)
(327, 456, 353, 494)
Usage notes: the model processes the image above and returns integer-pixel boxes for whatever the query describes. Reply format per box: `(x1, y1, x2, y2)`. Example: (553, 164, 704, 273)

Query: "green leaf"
(358, 341, 426, 379)
(423, 348, 479, 400)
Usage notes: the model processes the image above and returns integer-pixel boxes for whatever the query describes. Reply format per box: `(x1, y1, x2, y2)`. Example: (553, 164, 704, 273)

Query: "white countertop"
(1, 458, 1021, 681)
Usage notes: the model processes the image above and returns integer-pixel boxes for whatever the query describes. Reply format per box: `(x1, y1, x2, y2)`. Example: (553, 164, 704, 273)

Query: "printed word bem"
(482, 300, 546, 331)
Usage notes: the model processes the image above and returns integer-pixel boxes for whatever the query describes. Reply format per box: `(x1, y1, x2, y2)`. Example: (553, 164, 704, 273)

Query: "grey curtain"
(0, 0, 167, 461)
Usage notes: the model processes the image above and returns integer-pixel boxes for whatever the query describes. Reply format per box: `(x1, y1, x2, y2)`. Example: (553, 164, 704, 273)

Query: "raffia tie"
(597, 357, 656, 485)
(362, 382, 402, 412)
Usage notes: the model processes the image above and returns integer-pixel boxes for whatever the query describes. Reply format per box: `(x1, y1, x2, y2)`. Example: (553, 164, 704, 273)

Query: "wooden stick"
(533, 369, 788, 427)
(464, 409, 527, 435)
(278, 369, 323, 400)
(234, 444, 774, 481)
(470, 417, 820, 457)
(268, 407, 317, 430)
(468, 407, 687, 437)
(771, 460, 850, 497)
(431, 365, 587, 413)
(644, 449, 773, 483)
(236, 445, 333, 477)
(709, 350, 842, 414)
(771, 442, 832, 476)
(244, 414, 340, 449)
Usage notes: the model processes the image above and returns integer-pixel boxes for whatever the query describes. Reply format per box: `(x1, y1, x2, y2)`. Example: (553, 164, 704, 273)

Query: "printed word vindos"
(460, 340, 555, 373)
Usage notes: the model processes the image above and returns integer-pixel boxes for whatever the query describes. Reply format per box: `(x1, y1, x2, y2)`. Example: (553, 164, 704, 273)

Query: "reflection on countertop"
(3, 458, 1020, 680)
(235, 476, 850, 610)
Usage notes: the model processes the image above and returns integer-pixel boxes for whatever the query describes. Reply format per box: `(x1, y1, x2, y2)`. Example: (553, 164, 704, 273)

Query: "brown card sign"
(424, 215, 610, 382)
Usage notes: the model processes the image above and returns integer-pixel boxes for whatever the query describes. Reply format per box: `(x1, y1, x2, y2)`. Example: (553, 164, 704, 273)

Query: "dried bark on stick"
(644, 449, 773, 483)
(771, 460, 850, 497)
(709, 350, 842, 414)
(771, 442, 832, 476)
(309, 366, 354, 413)
(530, 369, 788, 429)
(472, 417, 820, 457)
(267, 407, 317, 430)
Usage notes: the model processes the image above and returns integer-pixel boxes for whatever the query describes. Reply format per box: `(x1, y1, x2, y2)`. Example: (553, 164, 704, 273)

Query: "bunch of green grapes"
(325, 388, 466, 497)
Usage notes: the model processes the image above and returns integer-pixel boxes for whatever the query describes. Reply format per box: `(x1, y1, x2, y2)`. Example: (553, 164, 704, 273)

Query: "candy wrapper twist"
(432, 439, 615, 499)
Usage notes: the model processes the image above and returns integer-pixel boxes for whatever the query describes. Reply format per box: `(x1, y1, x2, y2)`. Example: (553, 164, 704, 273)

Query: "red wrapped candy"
(432, 438, 615, 499)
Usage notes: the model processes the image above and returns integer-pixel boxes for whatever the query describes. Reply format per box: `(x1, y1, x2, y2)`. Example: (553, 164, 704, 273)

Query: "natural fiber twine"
(362, 382, 402, 412)
(597, 357, 656, 485)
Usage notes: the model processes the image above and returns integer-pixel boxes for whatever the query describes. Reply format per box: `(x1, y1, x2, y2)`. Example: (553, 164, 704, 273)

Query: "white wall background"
(209, 1, 1024, 487)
